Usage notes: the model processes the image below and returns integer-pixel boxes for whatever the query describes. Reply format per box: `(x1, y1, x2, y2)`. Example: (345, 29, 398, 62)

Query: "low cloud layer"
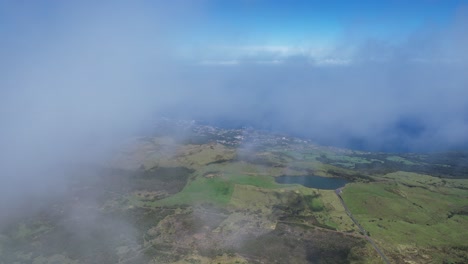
(0, 1, 191, 216)
(172, 5, 468, 152)
(1, 1, 468, 218)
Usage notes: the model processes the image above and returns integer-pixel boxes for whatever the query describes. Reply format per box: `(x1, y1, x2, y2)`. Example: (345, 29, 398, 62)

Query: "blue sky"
(1, 0, 464, 61)
(178, 0, 464, 61)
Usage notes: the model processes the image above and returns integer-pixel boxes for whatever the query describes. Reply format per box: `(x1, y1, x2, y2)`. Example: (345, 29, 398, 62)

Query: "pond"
(275, 175, 349, 190)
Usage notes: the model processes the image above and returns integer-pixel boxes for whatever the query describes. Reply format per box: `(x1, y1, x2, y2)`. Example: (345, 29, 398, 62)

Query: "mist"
(1, 1, 468, 260)
(170, 6, 468, 152)
(1, 1, 177, 211)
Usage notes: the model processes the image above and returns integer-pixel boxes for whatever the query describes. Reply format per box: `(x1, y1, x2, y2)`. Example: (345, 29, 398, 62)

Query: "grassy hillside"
(342, 172, 468, 263)
(1, 122, 467, 263)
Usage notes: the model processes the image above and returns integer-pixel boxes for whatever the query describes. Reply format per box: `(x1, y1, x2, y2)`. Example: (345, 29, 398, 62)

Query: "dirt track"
(335, 188, 391, 264)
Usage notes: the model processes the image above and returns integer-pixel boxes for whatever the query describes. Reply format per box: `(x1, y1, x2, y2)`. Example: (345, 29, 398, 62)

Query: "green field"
(152, 171, 281, 206)
(341, 172, 468, 263)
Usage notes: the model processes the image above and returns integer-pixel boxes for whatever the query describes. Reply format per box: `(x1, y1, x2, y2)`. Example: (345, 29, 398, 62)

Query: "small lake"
(275, 175, 349, 190)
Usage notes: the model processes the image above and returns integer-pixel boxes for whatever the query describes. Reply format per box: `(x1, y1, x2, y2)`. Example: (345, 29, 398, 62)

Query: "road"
(335, 188, 391, 264)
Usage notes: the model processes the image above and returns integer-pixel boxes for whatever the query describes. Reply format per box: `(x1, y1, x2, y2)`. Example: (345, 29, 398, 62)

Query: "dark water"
(275, 175, 349, 190)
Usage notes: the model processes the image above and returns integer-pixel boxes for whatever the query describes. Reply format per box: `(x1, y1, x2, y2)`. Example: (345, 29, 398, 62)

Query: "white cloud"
(314, 58, 351, 66)
(200, 59, 240, 65)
